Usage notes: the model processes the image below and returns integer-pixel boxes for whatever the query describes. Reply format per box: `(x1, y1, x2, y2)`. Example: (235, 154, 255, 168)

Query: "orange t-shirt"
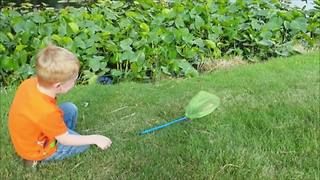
(8, 77, 67, 160)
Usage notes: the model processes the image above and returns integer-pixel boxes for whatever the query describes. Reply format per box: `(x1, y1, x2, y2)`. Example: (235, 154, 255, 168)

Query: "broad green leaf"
(68, 22, 79, 33)
(177, 46, 197, 59)
(193, 38, 204, 49)
(31, 38, 41, 49)
(120, 50, 135, 61)
(18, 64, 34, 79)
(62, 36, 73, 45)
(205, 40, 216, 49)
(131, 62, 142, 73)
(178, 59, 191, 71)
(111, 1, 124, 9)
(74, 36, 86, 49)
(51, 34, 62, 43)
(190, 7, 200, 18)
(185, 68, 199, 77)
(0, 43, 6, 51)
(104, 8, 117, 20)
(111, 69, 123, 77)
(133, 39, 147, 48)
(88, 60, 100, 72)
(174, 5, 185, 13)
(89, 56, 105, 72)
(278, 11, 294, 21)
(161, 31, 175, 44)
(208, 33, 219, 41)
(88, 74, 98, 85)
(176, 28, 193, 44)
(168, 47, 177, 59)
(15, 50, 28, 65)
(151, 16, 165, 26)
(132, 51, 145, 62)
(20, 32, 31, 44)
(84, 21, 102, 32)
(262, 17, 283, 31)
(185, 91, 220, 119)
(194, 15, 205, 30)
(32, 14, 46, 23)
(86, 46, 97, 55)
(258, 39, 274, 47)
(39, 23, 53, 36)
(119, 18, 132, 29)
(260, 30, 273, 39)
(13, 21, 25, 33)
(58, 21, 67, 36)
(175, 16, 185, 28)
(149, 30, 160, 44)
(140, 23, 150, 32)
(0, 32, 9, 43)
(2, 56, 19, 70)
(40, 36, 51, 48)
(15, 44, 27, 51)
(125, 11, 137, 18)
(178, 59, 199, 77)
(181, 31, 194, 44)
(93, 55, 105, 61)
(161, 66, 171, 75)
(251, 19, 262, 30)
(169, 59, 180, 73)
(7, 33, 14, 40)
(162, 8, 170, 15)
(290, 17, 308, 33)
(120, 38, 133, 51)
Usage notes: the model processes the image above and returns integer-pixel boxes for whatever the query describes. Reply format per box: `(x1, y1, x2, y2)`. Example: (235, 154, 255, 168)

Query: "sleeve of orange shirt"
(34, 110, 68, 138)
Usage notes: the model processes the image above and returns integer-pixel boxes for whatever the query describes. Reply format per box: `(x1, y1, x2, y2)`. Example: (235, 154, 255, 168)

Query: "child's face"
(58, 74, 78, 94)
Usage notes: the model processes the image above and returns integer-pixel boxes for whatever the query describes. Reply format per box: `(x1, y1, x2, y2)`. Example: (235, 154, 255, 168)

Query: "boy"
(8, 45, 112, 167)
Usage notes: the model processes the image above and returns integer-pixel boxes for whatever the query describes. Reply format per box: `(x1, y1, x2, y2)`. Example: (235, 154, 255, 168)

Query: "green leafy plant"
(0, 0, 318, 86)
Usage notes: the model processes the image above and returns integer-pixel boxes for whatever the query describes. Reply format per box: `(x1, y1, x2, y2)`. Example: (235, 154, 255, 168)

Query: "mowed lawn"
(0, 52, 319, 179)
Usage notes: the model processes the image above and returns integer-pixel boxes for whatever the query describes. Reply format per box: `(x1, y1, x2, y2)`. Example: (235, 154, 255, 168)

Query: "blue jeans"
(43, 102, 89, 161)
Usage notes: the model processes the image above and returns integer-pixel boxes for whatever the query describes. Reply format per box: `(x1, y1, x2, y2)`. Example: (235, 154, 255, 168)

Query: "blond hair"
(36, 45, 80, 87)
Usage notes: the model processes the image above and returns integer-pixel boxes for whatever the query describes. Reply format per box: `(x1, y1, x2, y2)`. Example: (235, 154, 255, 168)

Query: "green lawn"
(0, 52, 319, 179)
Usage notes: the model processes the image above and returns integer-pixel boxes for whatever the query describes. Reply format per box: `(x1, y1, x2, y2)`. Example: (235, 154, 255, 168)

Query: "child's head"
(36, 45, 80, 93)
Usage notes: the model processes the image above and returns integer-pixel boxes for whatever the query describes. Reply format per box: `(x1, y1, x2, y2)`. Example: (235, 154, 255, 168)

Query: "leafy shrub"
(0, 0, 319, 86)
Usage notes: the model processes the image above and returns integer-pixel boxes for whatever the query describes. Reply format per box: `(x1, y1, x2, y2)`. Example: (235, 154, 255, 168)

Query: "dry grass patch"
(197, 56, 247, 72)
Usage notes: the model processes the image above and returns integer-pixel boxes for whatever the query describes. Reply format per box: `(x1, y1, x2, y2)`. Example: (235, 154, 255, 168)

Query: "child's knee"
(66, 102, 78, 112)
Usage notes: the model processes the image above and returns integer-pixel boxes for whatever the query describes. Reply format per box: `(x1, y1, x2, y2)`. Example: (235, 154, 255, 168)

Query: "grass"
(0, 52, 319, 179)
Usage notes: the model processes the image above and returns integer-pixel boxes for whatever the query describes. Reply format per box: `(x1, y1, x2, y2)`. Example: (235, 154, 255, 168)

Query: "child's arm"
(55, 132, 112, 150)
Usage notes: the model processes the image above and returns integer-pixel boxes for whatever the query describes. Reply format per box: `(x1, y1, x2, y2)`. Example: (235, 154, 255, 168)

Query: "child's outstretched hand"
(93, 135, 112, 150)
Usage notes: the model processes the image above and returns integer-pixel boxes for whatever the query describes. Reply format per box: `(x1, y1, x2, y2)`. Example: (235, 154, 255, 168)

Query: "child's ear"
(53, 82, 63, 92)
